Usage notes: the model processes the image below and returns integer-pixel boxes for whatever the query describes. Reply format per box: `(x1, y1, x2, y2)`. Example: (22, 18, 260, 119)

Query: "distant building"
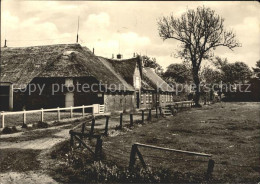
(98, 57, 175, 109)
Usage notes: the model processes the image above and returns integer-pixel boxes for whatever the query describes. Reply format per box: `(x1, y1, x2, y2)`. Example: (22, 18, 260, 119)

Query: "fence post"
(119, 113, 123, 129)
(79, 122, 85, 148)
(129, 144, 137, 169)
(82, 105, 85, 117)
(104, 116, 109, 136)
(89, 117, 95, 139)
(41, 108, 44, 122)
(70, 106, 73, 118)
(92, 104, 99, 114)
(206, 159, 215, 180)
(136, 147, 147, 168)
(22, 110, 26, 127)
(159, 107, 162, 116)
(69, 130, 74, 148)
(57, 107, 60, 121)
(147, 109, 152, 121)
(1, 112, 4, 128)
(156, 106, 158, 118)
(130, 113, 133, 126)
(95, 136, 103, 161)
(141, 110, 144, 123)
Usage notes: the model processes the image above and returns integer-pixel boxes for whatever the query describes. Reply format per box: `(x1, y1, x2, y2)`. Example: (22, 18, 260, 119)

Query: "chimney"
(93, 48, 95, 54)
(112, 54, 114, 59)
(133, 53, 136, 57)
(117, 54, 122, 59)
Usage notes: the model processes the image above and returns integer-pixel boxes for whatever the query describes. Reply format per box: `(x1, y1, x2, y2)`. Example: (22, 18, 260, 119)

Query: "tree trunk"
(193, 69, 202, 107)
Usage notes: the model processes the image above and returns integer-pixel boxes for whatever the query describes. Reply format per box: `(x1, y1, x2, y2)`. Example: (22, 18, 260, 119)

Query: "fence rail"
(129, 142, 214, 180)
(0, 104, 105, 128)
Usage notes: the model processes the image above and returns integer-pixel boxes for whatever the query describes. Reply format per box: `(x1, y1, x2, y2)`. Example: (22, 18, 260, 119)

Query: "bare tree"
(157, 6, 240, 106)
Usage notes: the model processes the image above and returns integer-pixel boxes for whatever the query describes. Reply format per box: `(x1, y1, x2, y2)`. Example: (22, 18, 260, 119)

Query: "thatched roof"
(143, 67, 174, 92)
(98, 56, 142, 85)
(0, 44, 134, 91)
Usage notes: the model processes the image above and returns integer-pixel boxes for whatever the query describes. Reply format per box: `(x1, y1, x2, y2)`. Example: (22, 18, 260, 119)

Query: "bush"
(65, 151, 172, 183)
(36, 121, 49, 128)
(2, 126, 18, 134)
(80, 161, 170, 183)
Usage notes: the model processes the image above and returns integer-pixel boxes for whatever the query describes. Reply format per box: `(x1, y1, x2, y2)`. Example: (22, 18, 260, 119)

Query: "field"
(53, 102, 260, 183)
(0, 102, 259, 183)
(102, 102, 260, 182)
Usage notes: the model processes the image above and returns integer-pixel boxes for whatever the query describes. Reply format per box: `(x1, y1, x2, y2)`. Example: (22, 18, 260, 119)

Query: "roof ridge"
(98, 57, 135, 91)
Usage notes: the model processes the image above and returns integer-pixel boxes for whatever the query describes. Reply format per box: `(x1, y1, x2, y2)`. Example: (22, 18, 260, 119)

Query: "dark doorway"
(0, 86, 10, 111)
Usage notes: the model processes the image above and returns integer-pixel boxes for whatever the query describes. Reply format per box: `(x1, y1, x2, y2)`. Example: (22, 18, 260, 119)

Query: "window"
(141, 94, 144, 104)
(146, 93, 149, 104)
(149, 93, 152, 103)
(171, 94, 173, 102)
(161, 95, 164, 103)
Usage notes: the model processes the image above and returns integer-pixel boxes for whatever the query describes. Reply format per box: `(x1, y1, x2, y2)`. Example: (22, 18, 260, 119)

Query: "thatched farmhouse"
(141, 67, 175, 109)
(0, 43, 175, 112)
(0, 44, 135, 111)
(97, 57, 175, 109)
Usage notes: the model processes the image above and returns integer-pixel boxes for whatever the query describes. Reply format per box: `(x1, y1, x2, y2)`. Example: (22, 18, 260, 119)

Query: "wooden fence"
(69, 129, 103, 161)
(129, 142, 214, 180)
(0, 104, 105, 128)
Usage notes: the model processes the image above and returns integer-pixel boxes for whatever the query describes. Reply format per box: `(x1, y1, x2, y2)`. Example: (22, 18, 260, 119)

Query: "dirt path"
(0, 124, 74, 184)
(0, 115, 131, 184)
(0, 113, 144, 183)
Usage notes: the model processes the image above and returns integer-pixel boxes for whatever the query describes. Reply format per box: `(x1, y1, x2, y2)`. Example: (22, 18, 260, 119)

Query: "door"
(65, 92, 74, 107)
(0, 86, 10, 111)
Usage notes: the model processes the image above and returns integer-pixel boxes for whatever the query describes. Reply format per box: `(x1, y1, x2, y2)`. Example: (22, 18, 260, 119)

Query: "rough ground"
(0, 123, 76, 183)
(101, 102, 260, 183)
(0, 102, 259, 183)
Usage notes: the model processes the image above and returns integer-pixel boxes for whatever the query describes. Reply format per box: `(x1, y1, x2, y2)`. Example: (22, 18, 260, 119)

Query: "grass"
(0, 149, 41, 173)
(51, 102, 260, 183)
(0, 128, 62, 142)
(105, 102, 260, 183)
(1, 102, 259, 183)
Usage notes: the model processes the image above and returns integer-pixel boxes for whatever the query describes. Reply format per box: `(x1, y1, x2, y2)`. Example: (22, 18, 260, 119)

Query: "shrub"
(36, 121, 49, 128)
(2, 126, 18, 134)
(65, 152, 172, 183)
(81, 161, 168, 183)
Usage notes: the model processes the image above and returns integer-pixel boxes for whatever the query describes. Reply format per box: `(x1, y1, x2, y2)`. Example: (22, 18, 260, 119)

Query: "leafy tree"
(140, 55, 163, 75)
(213, 56, 228, 69)
(163, 63, 192, 84)
(157, 6, 240, 107)
(221, 62, 252, 83)
(213, 57, 253, 83)
(201, 66, 222, 84)
(252, 60, 260, 78)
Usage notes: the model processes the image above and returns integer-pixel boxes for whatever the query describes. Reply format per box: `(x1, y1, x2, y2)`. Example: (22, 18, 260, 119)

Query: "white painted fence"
(0, 104, 105, 128)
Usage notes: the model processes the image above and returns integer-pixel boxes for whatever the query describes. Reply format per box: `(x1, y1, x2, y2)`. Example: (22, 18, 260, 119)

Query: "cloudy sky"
(1, 1, 259, 69)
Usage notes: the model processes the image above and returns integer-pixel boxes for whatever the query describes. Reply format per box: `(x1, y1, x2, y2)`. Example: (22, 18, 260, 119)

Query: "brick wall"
(104, 93, 135, 112)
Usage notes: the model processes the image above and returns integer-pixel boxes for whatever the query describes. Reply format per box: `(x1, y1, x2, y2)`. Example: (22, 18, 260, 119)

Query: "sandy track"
(0, 125, 74, 184)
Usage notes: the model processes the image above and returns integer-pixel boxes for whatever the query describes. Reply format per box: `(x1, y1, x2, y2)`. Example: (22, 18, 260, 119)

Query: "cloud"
(1, 1, 259, 69)
(234, 17, 259, 46)
(85, 12, 110, 29)
(1, 10, 72, 46)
